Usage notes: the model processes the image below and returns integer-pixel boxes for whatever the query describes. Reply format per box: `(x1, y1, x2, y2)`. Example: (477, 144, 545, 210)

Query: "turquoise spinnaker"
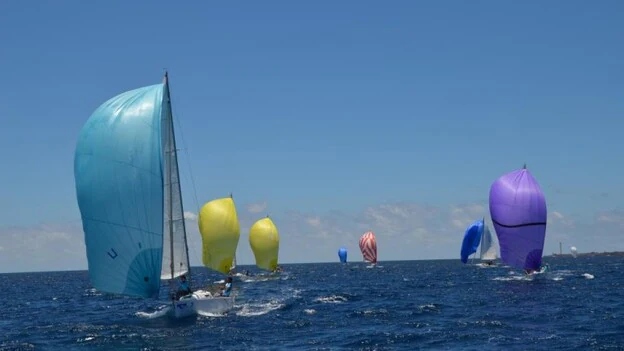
(74, 83, 165, 298)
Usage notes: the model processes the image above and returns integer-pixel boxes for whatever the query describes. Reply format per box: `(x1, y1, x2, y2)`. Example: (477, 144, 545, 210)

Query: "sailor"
(176, 274, 192, 299)
(220, 277, 233, 297)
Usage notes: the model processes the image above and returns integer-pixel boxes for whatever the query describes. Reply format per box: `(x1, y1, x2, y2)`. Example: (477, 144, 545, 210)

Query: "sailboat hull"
(172, 292, 235, 318)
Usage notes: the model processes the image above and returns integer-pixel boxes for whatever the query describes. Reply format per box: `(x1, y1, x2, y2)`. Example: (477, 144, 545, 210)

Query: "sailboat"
(338, 247, 348, 263)
(570, 246, 578, 258)
(489, 164, 547, 274)
(460, 219, 484, 264)
(74, 73, 219, 318)
(460, 218, 499, 266)
(359, 231, 377, 266)
(249, 216, 280, 272)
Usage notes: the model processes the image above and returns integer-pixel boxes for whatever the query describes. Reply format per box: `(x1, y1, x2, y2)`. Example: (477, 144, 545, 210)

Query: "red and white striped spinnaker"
(359, 231, 377, 264)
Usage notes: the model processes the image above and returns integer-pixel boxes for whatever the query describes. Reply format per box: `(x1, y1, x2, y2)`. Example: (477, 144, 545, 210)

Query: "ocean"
(1, 256, 622, 350)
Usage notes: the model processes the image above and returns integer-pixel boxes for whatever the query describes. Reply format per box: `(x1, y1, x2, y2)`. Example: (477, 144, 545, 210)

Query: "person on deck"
(175, 274, 192, 299)
(220, 277, 233, 297)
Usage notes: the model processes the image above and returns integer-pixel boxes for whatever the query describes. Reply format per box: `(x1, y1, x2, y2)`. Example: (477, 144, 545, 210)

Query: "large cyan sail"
(198, 197, 240, 274)
(161, 81, 190, 280)
(460, 219, 483, 264)
(338, 247, 347, 263)
(249, 217, 280, 271)
(489, 167, 547, 271)
(74, 83, 165, 298)
(480, 222, 498, 261)
(359, 231, 377, 264)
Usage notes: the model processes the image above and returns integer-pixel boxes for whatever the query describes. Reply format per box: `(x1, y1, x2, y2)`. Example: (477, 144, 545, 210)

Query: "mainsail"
(489, 165, 547, 271)
(359, 231, 377, 264)
(75, 74, 190, 298)
(460, 219, 483, 264)
(249, 216, 280, 271)
(479, 222, 498, 261)
(161, 76, 190, 281)
(338, 247, 347, 263)
(198, 197, 240, 274)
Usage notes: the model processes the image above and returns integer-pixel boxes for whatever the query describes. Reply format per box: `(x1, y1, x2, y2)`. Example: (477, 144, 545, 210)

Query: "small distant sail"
(249, 217, 280, 271)
(75, 83, 167, 298)
(338, 247, 348, 263)
(570, 246, 578, 258)
(359, 231, 377, 264)
(460, 219, 484, 264)
(480, 222, 498, 261)
(198, 197, 241, 274)
(489, 166, 547, 271)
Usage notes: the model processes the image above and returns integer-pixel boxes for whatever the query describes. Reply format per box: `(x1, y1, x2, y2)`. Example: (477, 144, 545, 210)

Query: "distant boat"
(359, 231, 378, 265)
(338, 247, 348, 263)
(249, 216, 280, 272)
(570, 246, 578, 258)
(460, 219, 483, 264)
(460, 218, 498, 265)
(198, 196, 240, 275)
(74, 73, 223, 318)
(489, 164, 547, 273)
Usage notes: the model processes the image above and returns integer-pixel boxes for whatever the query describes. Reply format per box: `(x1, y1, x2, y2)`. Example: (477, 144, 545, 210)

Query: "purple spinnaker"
(489, 167, 547, 271)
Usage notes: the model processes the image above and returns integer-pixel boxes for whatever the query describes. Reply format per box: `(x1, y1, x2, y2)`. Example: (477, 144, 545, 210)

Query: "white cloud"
(0, 222, 86, 273)
(1, 202, 621, 273)
(246, 201, 268, 214)
(596, 210, 624, 225)
(184, 211, 198, 221)
(306, 216, 321, 228)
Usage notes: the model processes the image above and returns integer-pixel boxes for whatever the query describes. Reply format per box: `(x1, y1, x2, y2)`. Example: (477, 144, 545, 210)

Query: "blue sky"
(0, 1, 623, 272)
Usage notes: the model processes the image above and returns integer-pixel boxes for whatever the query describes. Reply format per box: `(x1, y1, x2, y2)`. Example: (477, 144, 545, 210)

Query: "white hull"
(172, 290, 235, 318)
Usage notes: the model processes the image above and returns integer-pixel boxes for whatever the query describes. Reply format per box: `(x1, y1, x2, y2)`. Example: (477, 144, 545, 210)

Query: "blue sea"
(1, 256, 622, 350)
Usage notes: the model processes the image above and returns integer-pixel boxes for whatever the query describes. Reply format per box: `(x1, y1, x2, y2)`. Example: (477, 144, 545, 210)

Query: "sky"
(0, 1, 623, 273)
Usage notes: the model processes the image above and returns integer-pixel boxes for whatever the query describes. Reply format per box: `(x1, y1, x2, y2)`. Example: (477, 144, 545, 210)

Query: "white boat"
(74, 72, 232, 319)
(173, 290, 235, 318)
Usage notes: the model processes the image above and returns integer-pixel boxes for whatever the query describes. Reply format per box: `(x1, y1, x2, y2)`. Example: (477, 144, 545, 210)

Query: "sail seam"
(492, 218, 546, 228)
(82, 217, 161, 236)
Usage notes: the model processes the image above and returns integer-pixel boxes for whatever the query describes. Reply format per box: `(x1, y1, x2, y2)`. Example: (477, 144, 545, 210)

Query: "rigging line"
(168, 92, 203, 268)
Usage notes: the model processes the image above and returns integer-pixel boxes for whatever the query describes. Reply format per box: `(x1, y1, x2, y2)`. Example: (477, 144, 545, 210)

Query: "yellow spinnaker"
(198, 197, 240, 274)
(249, 217, 280, 271)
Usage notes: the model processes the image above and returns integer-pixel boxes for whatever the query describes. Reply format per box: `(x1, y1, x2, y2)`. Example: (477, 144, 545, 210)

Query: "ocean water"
(1, 256, 622, 350)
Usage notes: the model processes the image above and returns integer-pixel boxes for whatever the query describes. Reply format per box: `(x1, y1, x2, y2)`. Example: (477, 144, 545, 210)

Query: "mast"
(164, 72, 192, 285)
(559, 242, 562, 255)
(479, 217, 485, 259)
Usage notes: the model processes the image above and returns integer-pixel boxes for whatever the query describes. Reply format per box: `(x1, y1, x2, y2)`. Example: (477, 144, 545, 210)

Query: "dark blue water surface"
(1, 256, 622, 350)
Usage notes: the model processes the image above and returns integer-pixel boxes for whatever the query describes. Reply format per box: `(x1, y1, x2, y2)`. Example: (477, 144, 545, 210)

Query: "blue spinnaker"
(338, 247, 347, 263)
(460, 219, 484, 264)
(74, 83, 165, 298)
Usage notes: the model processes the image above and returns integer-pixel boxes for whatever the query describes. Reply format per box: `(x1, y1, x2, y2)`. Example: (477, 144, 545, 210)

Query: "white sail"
(231, 255, 237, 270)
(480, 223, 498, 261)
(570, 246, 578, 258)
(161, 78, 191, 280)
